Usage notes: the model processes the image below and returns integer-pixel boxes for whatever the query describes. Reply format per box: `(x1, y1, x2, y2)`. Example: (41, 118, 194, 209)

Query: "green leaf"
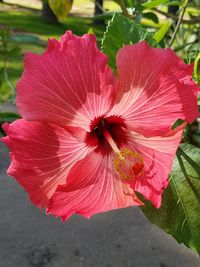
(48, 0, 73, 20)
(141, 143, 200, 255)
(0, 112, 21, 122)
(126, 0, 134, 7)
(194, 53, 200, 85)
(7, 46, 21, 57)
(143, 12, 159, 23)
(192, 133, 200, 146)
(101, 13, 157, 70)
(142, 0, 170, 9)
(93, 11, 114, 21)
(0, 83, 12, 103)
(153, 20, 171, 43)
(87, 28, 94, 34)
(165, 1, 181, 6)
(0, 112, 21, 136)
(113, 0, 134, 8)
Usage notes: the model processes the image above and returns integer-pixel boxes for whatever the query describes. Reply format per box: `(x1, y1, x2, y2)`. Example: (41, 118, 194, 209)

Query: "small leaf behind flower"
(194, 53, 200, 85)
(101, 12, 157, 70)
(141, 143, 200, 255)
(0, 112, 21, 136)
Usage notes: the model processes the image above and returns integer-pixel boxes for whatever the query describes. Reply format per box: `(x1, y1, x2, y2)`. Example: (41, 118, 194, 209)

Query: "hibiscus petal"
(1, 119, 90, 208)
(17, 31, 115, 131)
(47, 151, 143, 221)
(128, 124, 185, 208)
(112, 41, 199, 136)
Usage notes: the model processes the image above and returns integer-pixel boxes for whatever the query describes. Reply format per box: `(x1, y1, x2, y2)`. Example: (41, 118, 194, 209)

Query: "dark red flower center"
(85, 115, 129, 155)
(85, 115, 144, 179)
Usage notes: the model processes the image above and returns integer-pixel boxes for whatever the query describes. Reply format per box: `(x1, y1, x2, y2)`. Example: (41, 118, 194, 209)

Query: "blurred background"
(0, 0, 199, 110)
(0, 1, 200, 266)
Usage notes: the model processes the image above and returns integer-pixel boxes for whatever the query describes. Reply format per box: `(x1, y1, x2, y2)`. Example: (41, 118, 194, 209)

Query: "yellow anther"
(113, 148, 144, 180)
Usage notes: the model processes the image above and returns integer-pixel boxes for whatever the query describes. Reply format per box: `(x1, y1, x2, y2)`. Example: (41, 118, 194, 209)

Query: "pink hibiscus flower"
(2, 31, 199, 221)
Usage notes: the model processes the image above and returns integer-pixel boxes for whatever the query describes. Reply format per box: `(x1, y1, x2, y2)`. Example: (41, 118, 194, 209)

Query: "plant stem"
(3, 60, 15, 93)
(153, 8, 200, 24)
(1, 31, 15, 94)
(118, 0, 133, 19)
(169, 0, 189, 47)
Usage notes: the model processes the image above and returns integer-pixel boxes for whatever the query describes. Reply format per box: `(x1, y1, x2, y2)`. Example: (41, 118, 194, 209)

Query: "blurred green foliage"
(48, 0, 73, 19)
(0, 0, 199, 116)
(0, 2, 105, 108)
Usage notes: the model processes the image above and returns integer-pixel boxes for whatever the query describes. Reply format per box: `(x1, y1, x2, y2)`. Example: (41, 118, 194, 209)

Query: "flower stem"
(169, 0, 189, 47)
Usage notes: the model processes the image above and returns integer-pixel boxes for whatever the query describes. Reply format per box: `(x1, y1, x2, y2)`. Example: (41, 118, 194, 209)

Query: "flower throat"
(85, 116, 144, 180)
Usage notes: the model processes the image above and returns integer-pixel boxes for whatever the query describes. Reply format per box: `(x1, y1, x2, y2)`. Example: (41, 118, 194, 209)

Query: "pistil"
(102, 129, 121, 154)
(102, 129, 144, 180)
(113, 148, 144, 180)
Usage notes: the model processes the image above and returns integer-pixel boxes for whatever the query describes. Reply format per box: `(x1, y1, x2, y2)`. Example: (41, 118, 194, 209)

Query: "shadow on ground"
(0, 142, 200, 267)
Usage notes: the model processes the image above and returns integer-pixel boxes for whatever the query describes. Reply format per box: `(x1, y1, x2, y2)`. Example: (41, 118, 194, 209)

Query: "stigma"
(113, 148, 144, 180)
(102, 129, 144, 180)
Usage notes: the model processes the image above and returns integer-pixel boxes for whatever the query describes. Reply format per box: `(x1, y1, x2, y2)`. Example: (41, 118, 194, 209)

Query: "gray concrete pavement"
(0, 141, 200, 267)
